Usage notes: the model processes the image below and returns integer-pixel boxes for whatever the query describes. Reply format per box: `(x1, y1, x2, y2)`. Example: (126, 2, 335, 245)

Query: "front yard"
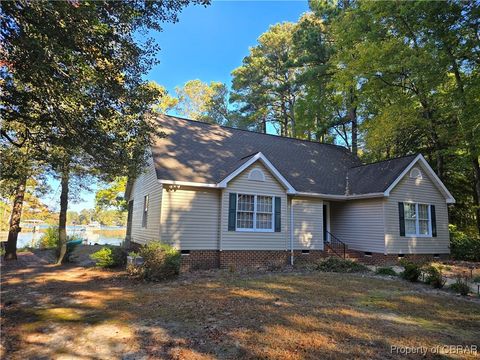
(1, 253, 479, 359)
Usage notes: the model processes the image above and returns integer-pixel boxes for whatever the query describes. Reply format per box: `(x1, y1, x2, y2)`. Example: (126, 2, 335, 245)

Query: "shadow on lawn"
(127, 273, 479, 359)
(1, 257, 479, 359)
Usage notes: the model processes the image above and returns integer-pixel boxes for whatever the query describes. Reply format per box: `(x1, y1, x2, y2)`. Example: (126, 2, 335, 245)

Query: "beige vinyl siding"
(160, 187, 220, 250)
(384, 162, 450, 254)
(290, 197, 324, 250)
(330, 199, 385, 253)
(221, 162, 288, 250)
(130, 155, 162, 244)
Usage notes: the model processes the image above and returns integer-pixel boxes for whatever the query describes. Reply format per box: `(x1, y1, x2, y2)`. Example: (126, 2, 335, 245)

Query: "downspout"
(290, 199, 294, 266)
(219, 189, 224, 251)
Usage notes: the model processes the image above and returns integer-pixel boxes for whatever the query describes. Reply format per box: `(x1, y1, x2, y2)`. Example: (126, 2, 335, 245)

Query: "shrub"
(39, 228, 83, 252)
(450, 277, 470, 296)
(39, 227, 59, 249)
(90, 246, 126, 268)
(449, 225, 480, 262)
(424, 265, 446, 289)
(472, 275, 480, 283)
(137, 242, 181, 281)
(376, 267, 397, 276)
(315, 257, 369, 273)
(400, 260, 422, 282)
(128, 251, 139, 258)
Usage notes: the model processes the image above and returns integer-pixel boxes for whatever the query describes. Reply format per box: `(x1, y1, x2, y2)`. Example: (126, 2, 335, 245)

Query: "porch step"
(324, 245, 361, 260)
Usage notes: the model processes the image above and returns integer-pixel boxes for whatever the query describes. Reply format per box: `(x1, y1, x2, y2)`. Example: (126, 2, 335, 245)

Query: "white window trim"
(404, 202, 432, 238)
(236, 193, 275, 232)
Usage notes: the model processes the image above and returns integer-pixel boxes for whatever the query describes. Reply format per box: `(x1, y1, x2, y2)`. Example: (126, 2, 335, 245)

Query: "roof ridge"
(156, 113, 353, 152)
(349, 153, 418, 169)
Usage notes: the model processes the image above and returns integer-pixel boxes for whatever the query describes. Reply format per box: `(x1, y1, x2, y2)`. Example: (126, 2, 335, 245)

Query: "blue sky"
(46, 0, 310, 212)
(148, 0, 309, 94)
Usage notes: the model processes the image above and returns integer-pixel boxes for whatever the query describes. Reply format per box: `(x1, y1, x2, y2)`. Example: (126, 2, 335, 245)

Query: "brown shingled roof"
(150, 114, 418, 196)
(347, 154, 418, 195)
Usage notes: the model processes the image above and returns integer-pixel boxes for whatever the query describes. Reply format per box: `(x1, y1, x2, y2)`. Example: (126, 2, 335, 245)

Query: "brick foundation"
(130, 242, 449, 271)
(219, 250, 286, 270)
(180, 251, 220, 271)
(344, 249, 449, 266)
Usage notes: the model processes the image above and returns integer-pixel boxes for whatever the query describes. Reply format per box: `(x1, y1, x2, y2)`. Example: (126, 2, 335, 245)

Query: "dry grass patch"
(1, 257, 479, 359)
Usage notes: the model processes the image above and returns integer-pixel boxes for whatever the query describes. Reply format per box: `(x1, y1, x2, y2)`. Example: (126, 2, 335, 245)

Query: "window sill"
(235, 228, 274, 233)
(405, 234, 432, 238)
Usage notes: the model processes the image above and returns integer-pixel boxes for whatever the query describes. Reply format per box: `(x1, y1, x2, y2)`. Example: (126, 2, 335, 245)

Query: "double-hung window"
(404, 202, 431, 237)
(236, 194, 273, 231)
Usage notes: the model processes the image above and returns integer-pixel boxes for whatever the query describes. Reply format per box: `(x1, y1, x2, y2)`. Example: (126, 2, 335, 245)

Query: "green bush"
(424, 265, 446, 289)
(137, 242, 181, 281)
(400, 260, 422, 282)
(39, 227, 59, 249)
(472, 275, 480, 283)
(315, 257, 369, 273)
(90, 246, 126, 268)
(450, 277, 470, 296)
(449, 225, 480, 262)
(39, 227, 83, 249)
(376, 267, 397, 276)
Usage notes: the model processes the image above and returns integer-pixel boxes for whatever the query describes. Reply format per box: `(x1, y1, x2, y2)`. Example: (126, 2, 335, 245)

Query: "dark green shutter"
(228, 193, 237, 231)
(274, 197, 281, 232)
(431, 205, 437, 237)
(398, 202, 405, 236)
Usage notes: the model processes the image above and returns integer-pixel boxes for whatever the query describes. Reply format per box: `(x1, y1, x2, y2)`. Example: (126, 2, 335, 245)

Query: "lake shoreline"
(0, 226, 126, 248)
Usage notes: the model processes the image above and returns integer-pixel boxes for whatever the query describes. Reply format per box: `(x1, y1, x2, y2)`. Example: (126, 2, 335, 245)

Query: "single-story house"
(125, 114, 455, 269)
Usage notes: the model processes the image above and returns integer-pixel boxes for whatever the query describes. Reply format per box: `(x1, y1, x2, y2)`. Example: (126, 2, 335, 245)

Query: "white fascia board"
(295, 192, 385, 201)
(158, 179, 219, 189)
(383, 154, 456, 204)
(217, 152, 297, 194)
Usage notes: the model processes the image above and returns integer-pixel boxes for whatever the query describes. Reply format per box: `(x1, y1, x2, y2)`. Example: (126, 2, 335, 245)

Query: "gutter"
(158, 179, 386, 201)
(294, 192, 385, 200)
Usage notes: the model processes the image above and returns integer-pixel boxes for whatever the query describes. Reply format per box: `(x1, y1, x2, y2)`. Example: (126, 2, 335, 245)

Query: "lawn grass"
(1, 259, 479, 359)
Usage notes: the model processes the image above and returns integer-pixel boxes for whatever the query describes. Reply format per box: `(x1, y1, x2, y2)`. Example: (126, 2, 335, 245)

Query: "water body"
(1, 225, 126, 248)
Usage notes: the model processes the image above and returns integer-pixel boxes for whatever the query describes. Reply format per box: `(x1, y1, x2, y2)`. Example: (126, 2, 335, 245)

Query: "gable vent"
(409, 167, 422, 179)
(248, 168, 265, 182)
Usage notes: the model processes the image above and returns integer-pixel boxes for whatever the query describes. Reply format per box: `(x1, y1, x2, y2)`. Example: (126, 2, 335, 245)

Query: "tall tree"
(291, 12, 335, 142)
(327, 0, 479, 233)
(0, 134, 45, 259)
(95, 177, 128, 212)
(231, 22, 301, 136)
(1, 0, 208, 261)
(309, 0, 361, 155)
(174, 79, 230, 124)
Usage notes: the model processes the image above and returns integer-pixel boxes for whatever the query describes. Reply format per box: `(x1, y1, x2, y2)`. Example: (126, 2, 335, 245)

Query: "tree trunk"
(56, 162, 70, 264)
(473, 156, 480, 235)
(436, 151, 445, 181)
(348, 88, 358, 156)
(4, 177, 27, 260)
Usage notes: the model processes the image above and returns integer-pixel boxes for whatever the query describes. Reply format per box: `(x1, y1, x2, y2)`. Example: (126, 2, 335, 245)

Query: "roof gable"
(383, 154, 455, 203)
(218, 152, 296, 193)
